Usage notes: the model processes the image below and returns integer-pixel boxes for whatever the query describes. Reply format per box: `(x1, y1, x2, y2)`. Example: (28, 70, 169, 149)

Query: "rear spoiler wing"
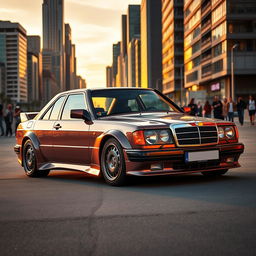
(20, 112, 39, 123)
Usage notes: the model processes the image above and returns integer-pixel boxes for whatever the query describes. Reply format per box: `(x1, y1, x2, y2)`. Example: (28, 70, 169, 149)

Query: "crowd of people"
(187, 95, 255, 126)
(0, 104, 21, 137)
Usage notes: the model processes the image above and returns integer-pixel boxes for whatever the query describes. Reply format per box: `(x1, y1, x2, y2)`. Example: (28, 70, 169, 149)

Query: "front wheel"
(23, 140, 50, 177)
(101, 138, 126, 186)
(202, 169, 228, 177)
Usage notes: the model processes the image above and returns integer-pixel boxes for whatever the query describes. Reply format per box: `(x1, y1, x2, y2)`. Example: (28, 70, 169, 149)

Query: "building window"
(212, 41, 226, 57)
(185, 0, 200, 18)
(185, 9, 201, 32)
(212, 22, 226, 41)
(212, 1, 226, 24)
(192, 41, 200, 54)
(186, 71, 198, 82)
(212, 59, 223, 73)
(202, 63, 212, 77)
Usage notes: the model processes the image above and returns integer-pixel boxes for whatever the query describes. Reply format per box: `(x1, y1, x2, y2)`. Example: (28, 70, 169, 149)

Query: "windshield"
(91, 89, 181, 118)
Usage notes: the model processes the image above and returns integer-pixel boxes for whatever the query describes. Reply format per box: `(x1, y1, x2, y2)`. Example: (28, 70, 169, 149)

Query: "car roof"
(58, 87, 154, 95)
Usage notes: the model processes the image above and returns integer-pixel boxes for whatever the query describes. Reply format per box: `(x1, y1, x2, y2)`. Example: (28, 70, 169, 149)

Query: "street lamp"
(231, 43, 239, 100)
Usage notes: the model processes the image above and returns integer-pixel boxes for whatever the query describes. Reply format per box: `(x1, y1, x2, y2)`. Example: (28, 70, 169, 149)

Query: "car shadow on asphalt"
(45, 170, 243, 188)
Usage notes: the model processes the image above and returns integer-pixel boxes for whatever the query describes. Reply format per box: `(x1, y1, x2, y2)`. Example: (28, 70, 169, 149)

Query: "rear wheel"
(202, 169, 228, 177)
(101, 138, 126, 186)
(23, 140, 50, 177)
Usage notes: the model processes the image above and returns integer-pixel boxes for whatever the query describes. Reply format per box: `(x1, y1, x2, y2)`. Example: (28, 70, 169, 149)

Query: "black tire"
(23, 140, 50, 177)
(100, 138, 126, 186)
(202, 169, 229, 177)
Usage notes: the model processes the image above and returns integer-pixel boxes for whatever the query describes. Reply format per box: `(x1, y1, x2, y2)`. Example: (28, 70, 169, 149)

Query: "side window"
(128, 99, 139, 112)
(61, 94, 87, 120)
(49, 96, 65, 120)
(42, 106, 53, 120)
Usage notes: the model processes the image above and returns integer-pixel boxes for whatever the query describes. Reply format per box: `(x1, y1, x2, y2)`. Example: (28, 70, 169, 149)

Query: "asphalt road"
(0, 123, 256, 256)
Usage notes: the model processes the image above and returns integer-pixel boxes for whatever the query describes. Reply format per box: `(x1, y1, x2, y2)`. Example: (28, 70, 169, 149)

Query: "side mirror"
(182, 106, 191, 114)
(70, 109, 93, 124)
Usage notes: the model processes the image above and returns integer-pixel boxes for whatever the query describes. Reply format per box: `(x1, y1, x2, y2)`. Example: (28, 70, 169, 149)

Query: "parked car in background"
(14, 88, 244, 186)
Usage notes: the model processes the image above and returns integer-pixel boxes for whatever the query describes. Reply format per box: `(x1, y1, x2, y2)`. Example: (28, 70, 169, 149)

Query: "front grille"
(173, 125, 218, 146)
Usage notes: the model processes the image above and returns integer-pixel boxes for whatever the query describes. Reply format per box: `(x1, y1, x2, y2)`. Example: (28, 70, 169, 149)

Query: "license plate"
(185, 150, 219, 162)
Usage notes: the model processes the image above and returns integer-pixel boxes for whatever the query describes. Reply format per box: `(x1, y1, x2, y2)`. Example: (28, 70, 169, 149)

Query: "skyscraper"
(127, 5, 141, 87)
(106, 66, 113, 87)
(141, 0, 162, 90)
(112, 42, 121, 87)
(42, 0, 65, 95)
(127, 5, 141, 47)
(0, 21, 27, 103)
(162, 0, 184, 102)
(65, 23, 73, 91)
(27, 35, 42, 103)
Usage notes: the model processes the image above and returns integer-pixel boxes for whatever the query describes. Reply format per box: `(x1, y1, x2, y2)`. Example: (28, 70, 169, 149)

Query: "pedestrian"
(222, 98, 228, 121)
(227, 97, 235, 122)
(188, 98, 198, 116)
(4, 104, 13, 137)
(237, 97, 246, 126)
(248, 95, 255, 125)
(212, 96, 223, 119)
(14, 105, 21, 133)
(203, 100, 212, 118)
(197, 101, 203, 117)
(0, 103, 4, 136)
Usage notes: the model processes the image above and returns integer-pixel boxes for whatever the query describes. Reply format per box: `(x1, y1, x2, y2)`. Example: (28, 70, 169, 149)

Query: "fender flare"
(22, 131, 40, 151)
(101, 130, 132, 149)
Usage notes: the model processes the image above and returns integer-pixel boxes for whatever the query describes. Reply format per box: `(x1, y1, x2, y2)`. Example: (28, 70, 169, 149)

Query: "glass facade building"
(0, 21, 27, 103)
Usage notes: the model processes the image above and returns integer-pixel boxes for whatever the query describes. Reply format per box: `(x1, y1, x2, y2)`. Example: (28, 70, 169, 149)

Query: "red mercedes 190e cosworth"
(14, 88, 244, 186)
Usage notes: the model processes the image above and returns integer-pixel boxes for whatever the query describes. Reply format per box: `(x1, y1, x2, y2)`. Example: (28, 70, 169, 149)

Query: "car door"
(33, 96, 66, 163)
(51, 93, 91, 165)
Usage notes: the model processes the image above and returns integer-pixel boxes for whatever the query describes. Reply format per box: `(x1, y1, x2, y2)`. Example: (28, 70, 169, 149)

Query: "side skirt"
(39, 163, 100, 176)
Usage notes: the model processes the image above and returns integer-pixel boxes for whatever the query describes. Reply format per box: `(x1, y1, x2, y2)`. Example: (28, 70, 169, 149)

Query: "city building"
(184, 0, 256, 102)
(27, 35, 41, 55)
(127, 5, 141, 46)
(71, 44, 77, 90)
(27, 53, 40, 102)
(112, 42, 121, 87)
(162, 0, 184, 103)
(42, 51, 59, 102)
(106, 66, 113, 87)
(135, 38, 141, 87)
(76, 75, 86, 89)
(128, 37, 141, 87)
(0, 21, 27, 103)
(0, 63, 5, 96)
(141, 0, 163, 90)
(42, 0, 65, 95)
(27, 35, 42, 103)
(65, 24, 77, 91)
(127, 5, 141, 87)
(120, 14, 128, 87)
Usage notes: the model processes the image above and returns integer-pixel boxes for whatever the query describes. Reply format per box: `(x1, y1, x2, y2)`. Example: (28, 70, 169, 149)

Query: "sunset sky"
(0, 0, 141, 88)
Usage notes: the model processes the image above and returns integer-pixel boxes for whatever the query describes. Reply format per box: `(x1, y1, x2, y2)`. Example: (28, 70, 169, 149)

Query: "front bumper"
(125, 143, 244, 176)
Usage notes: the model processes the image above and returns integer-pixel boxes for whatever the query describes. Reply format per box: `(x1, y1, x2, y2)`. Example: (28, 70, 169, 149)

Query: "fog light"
(226, 157, 234, 163)
(150, 164, 163, 171)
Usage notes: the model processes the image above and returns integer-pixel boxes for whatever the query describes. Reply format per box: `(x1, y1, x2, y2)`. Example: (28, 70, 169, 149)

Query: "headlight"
(218, 127, 225, 139)
(144, 130, 158, 144)
(225, 127, 235, 139)
(159, 130, 170, 142)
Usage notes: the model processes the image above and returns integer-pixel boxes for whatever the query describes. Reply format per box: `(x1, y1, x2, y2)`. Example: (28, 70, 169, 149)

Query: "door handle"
(53, 124, 62, 130)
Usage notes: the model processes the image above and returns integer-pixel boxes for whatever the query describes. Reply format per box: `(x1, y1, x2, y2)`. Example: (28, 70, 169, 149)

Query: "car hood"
(100, 112, 226, 127)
